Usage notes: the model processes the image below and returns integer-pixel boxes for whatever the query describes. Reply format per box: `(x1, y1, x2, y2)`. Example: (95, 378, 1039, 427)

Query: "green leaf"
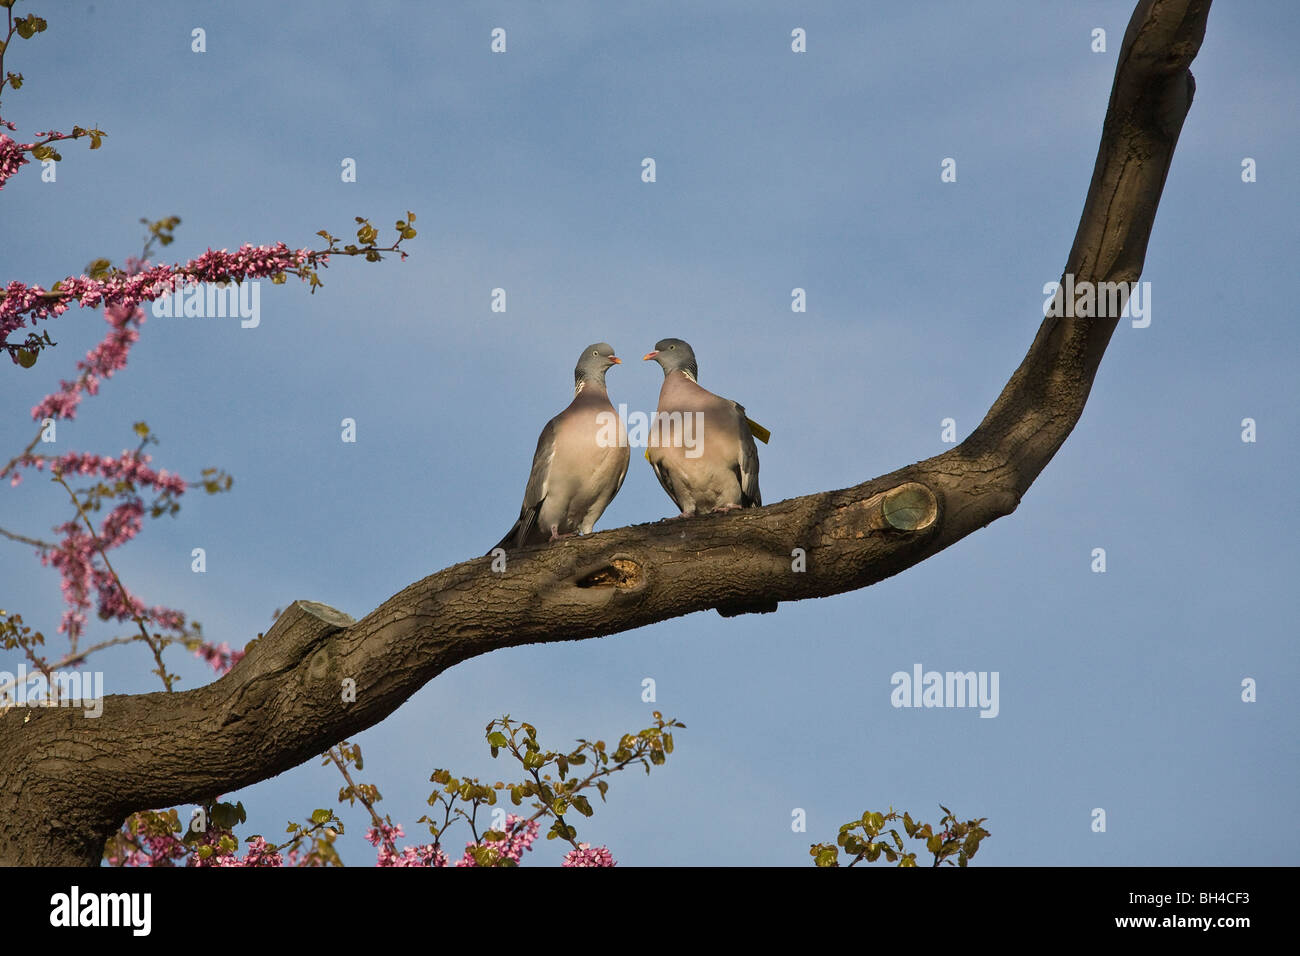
(212, 803, 238, 829)
(311, 808, 331, 825)
(522, 749, 545, 770)
(811, 845, 839, 867)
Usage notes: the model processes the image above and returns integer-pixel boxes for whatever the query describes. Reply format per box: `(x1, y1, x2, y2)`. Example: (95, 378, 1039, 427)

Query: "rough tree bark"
(0, 0, 1210, 865)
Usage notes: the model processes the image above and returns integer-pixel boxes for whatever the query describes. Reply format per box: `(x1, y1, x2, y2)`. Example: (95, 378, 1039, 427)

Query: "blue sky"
(2, 1, 1297, 866)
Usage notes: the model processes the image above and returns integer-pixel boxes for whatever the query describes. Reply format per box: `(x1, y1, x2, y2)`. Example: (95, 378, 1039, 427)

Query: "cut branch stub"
(879, 483, 939, 532)
(241, 599, 354, 672)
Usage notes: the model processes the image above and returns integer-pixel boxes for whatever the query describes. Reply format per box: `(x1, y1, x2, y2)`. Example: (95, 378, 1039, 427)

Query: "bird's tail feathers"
(489, 505, 540, 555)
(490, 520, 522, 555)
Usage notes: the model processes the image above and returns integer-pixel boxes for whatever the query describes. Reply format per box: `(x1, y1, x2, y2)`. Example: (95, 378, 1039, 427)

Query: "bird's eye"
(593, 350, 599, 356)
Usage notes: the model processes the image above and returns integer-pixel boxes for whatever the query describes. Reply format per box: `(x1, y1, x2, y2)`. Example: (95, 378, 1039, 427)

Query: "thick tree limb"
(0, 0, 1210, 865)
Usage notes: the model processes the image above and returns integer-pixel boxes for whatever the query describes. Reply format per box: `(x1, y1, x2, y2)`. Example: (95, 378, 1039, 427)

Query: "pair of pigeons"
(493, 338, 767, 552)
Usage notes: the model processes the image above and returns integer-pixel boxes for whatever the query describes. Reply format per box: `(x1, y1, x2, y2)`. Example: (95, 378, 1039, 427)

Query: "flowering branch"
(0, 4, 106, 191)
(51, 471, 174, 687)
(2, 218, 415, 365)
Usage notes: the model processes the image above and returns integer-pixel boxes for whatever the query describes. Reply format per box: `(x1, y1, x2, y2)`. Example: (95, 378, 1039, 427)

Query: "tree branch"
(0, 0, 1210, 865)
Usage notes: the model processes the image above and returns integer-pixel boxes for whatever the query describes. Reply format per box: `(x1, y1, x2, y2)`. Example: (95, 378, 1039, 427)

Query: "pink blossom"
(238, 836, 284, 867)
(561, 843, 616, 868)
(35, 466, 187, 643)
(364, 814, 538, 867)
(365, 820, 405, 846)
(455, 815, 540, 866)
(195, 641, 246, 676)
(30, 301, 143, 420)
(379, 843, 449, 867)
(110, 815, 188, 867)
(366, 820, 448, 866)
(38, 449, 188, 495)
(0, 134, 28, 190)
(3, 244, 312, 354)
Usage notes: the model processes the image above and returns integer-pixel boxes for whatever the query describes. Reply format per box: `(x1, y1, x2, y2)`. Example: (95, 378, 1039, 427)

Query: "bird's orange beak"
(610, 356, 622, 364)
(643, 351, 659, 361)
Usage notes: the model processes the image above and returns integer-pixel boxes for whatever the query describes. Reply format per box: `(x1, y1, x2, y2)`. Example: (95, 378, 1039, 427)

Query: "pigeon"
(643, 338, 763, 516)
(491, 343, 630, 552)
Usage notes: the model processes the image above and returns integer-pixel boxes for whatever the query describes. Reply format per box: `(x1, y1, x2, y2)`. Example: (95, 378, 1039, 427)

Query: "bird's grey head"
(643, 337, 698, 381)
(574, 342, 622, 391)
